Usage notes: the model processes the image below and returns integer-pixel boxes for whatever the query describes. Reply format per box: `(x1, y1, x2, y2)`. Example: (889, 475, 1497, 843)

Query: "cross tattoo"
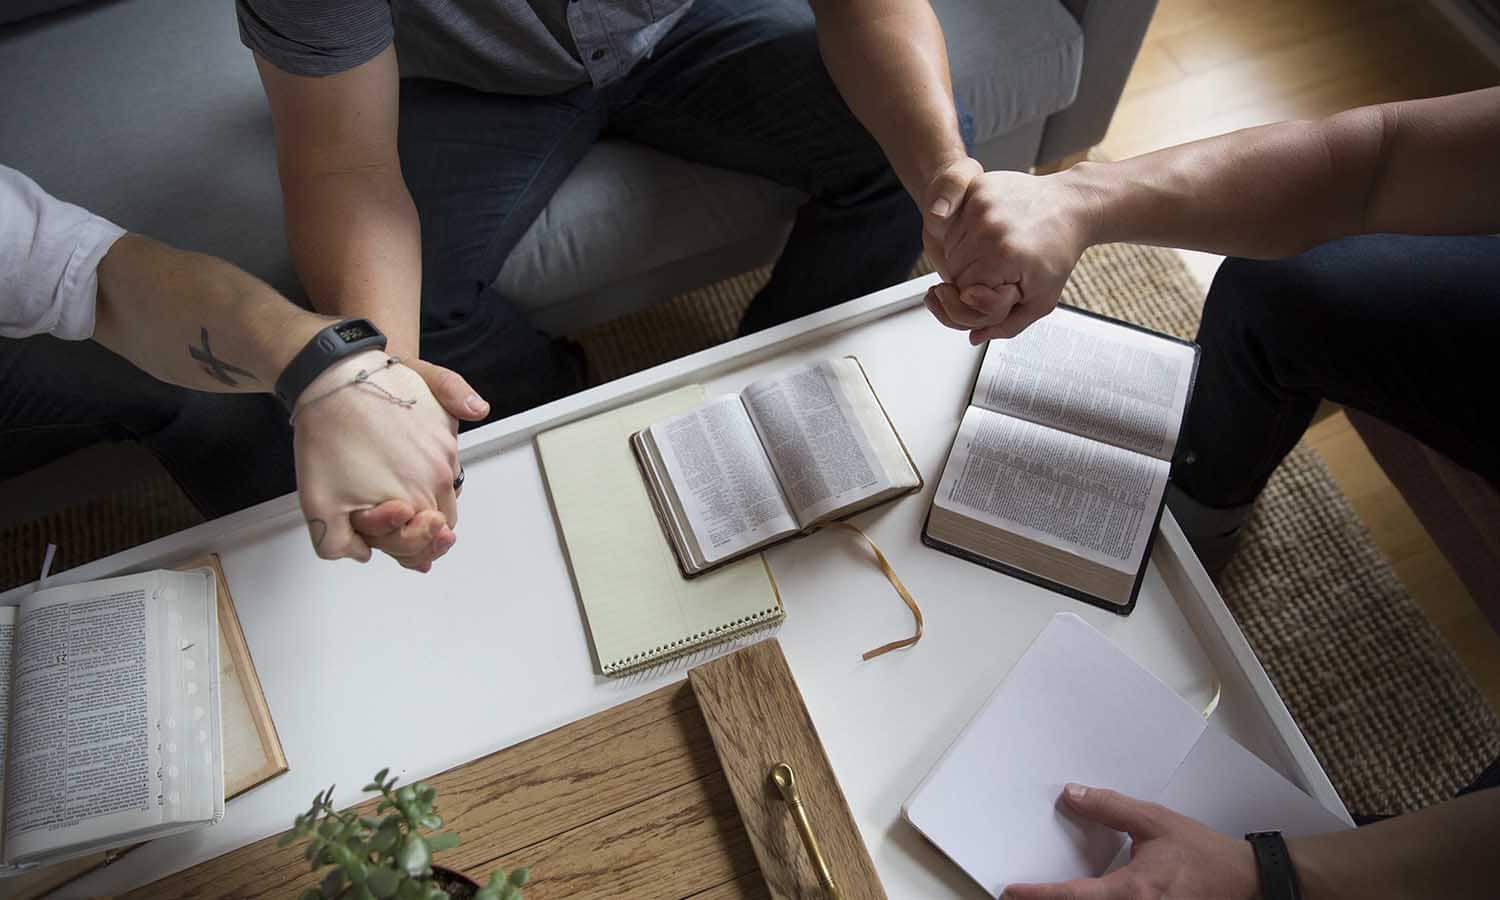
(188, 327, 256, 387)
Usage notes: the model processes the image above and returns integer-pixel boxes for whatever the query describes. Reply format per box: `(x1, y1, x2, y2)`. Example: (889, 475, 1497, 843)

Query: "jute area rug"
(2, 243, 1495, 816)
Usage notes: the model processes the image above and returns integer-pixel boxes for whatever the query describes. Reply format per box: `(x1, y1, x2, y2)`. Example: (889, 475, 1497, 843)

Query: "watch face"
(336, 320, 377, 343)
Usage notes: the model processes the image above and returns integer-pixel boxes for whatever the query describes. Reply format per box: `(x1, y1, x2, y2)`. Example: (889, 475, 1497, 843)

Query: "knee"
(1198, 245, 1367, 354)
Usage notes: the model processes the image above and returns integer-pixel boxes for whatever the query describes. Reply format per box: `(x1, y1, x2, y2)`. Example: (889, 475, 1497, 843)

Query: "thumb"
(924, 156, 983, 232)
(1060, 784, 1169, 840)
(412, 359, 490, 421)
(304, 512, 373, 563)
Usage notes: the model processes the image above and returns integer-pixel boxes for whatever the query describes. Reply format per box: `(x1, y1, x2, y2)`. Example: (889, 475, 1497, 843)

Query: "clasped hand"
(920, 158, 1099, 343)
(292, 352, 490, 572)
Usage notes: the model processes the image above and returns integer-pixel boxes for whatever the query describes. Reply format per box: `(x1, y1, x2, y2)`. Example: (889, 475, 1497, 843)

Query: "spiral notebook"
(537, 386, 785, 676)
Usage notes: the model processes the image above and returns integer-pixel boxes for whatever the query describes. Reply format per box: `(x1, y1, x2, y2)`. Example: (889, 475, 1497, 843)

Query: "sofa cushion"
(0, 0, 93, 28)
(495, 141, 800, 316)
(933, 0, 1083, 142)
(0, 0, 298, 294)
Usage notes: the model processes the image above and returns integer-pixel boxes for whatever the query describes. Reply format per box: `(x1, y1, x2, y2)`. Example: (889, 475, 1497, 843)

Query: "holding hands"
(292, 354, 490, 572)
(920, 160, 1099, 343)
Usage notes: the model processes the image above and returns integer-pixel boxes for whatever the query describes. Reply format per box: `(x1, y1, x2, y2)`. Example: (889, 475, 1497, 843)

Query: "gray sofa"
(0, 0, 1153, 332)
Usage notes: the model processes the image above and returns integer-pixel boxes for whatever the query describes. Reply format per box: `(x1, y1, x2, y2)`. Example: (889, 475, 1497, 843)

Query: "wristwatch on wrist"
(1246, 831, 1302, 900)
(275, 318, 387, 411)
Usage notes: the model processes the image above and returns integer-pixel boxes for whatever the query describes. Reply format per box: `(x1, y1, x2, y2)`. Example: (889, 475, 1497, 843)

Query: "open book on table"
(632, 356, 922, 577)
(0, 569, 223, 872)
(922, 305, 1200, 612)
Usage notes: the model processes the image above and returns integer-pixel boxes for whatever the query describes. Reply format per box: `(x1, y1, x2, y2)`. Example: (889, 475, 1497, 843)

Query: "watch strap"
(1246, 831, 1301, 900)
(275, 318, 387, 411)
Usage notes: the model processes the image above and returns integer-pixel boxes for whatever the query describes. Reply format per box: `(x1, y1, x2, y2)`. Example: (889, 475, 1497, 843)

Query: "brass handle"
(770, 762, 843, 899)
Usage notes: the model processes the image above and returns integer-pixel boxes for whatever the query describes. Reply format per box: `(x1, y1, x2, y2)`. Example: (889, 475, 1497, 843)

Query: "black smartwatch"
(275, 318, 387, 411)
(1246, 831, 1302, 900)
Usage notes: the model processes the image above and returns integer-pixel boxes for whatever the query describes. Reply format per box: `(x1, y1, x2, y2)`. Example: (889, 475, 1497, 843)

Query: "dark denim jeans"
(1173, 233, 1500, 509)
(398, 0, 926, 420)
(0, 335, 294, 518)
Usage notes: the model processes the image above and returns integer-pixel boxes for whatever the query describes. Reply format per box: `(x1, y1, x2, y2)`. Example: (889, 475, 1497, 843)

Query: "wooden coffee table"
(0, 275, 1349, 897)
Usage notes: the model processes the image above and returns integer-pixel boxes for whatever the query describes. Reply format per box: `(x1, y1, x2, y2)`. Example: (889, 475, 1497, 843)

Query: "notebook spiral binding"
(604, 605, 784, 677)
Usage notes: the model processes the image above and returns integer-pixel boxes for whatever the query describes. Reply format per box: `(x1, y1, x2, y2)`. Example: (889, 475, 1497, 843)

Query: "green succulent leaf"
(418, 814, 442, 831)
(397, 833, 431, 878)
(509, 869, 530, 886)
(369, 824, 400, 854)
(498, 885, 520, 900)
(475, 889, 499, 900)
(395, 785, 416, 805)
(354, 885, 377, 900)
(374, 768, 390, 785)
(300, 889, 322, 900)
(319, 868, 345, 899)
(426, 832, 459, 854)
(426, 889, 447, 900)
(367, 865, 402, 899)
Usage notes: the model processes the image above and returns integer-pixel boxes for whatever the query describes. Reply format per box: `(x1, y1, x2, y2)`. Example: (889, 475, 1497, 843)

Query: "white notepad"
(902, 613, 1350, 896)
(536, 386, 784, 676)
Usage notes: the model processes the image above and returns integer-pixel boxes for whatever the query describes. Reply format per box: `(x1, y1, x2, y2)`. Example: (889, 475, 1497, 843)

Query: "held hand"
(346, 358, 489, 571)
(925, 169, 1098, 342)
(1002, 785, 1259, 900)
(292, 351, 460, 565)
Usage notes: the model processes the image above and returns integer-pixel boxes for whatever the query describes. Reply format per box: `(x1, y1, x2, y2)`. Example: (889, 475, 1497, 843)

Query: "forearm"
(1064, 87, 1500, 258)
(1290, 789, 1500, 900)
(93, 233, 332, 393)
(810, 0, 968, 200)
(279, 166, 422, 357)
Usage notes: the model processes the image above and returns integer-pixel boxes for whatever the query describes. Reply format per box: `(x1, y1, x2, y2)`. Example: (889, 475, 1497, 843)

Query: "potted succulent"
(283, 768, 530, 900)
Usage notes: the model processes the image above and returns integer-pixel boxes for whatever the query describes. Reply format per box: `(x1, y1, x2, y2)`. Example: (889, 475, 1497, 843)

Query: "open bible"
(633, 356, 922, 577)
(923, 306, 1199, 612)
(0, 569, 223, 872)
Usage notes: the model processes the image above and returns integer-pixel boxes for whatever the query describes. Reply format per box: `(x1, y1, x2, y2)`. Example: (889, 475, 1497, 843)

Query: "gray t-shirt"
(237, 0, 694, 96)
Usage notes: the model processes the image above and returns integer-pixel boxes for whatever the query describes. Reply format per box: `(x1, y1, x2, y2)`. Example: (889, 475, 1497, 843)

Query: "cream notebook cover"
(537, 386, 784, 676)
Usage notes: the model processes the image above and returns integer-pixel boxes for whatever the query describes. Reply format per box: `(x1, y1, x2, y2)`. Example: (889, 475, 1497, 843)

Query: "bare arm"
(928, 88, 1500, 342)
(1073, 86, 1500, 258)
(94, 234, 328, 391)
(807, 0, 973, 208)
(254, 45, 422, 357)
(1291, 788, 1500, 900)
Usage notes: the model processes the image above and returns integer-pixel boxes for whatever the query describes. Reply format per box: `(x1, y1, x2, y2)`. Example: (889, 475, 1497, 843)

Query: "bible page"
(4, 574, 164, 864)
(647, 395, 799, 565)
(934, 406, 1169, 574)
(0, 605, 14, 863)
(741, 358, 904, 525)
(972, 307, 1195, 460)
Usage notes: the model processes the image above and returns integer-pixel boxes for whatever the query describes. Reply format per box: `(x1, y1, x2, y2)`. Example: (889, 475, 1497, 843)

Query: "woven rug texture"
(2, 242, 1496, 816)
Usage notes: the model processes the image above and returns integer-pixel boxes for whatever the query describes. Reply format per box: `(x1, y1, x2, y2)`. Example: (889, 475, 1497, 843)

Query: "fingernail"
(1065, 783, 1087, 801)
(466, 394, 489, 415)
(930, 197, 953, 218)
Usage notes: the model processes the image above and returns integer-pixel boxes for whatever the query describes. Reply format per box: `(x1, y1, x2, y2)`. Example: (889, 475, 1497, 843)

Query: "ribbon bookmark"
(815, 522, 924, 660)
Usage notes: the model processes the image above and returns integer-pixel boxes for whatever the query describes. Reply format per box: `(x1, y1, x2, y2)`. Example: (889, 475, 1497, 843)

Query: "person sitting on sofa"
(1, 164, 487, 571)
(915, 86, 1500, 899)
(237, 0, 987, 420)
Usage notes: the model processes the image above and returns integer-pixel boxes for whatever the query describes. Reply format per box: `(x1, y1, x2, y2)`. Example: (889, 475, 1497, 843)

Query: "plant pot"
(432, 866, 481, 900)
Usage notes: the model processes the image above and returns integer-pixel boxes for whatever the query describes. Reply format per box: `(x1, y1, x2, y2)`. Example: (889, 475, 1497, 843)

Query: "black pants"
(1173, 234, 1500, 508)
(397, 0, 929, 420)
(0, 335, 294, 519)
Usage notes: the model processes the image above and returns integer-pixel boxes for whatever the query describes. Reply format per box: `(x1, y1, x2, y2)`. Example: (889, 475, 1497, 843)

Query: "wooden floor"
(1095, 0, 1500, 714)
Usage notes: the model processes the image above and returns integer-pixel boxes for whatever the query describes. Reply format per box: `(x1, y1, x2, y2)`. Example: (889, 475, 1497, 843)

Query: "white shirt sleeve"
(0, 164, 127, 341)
